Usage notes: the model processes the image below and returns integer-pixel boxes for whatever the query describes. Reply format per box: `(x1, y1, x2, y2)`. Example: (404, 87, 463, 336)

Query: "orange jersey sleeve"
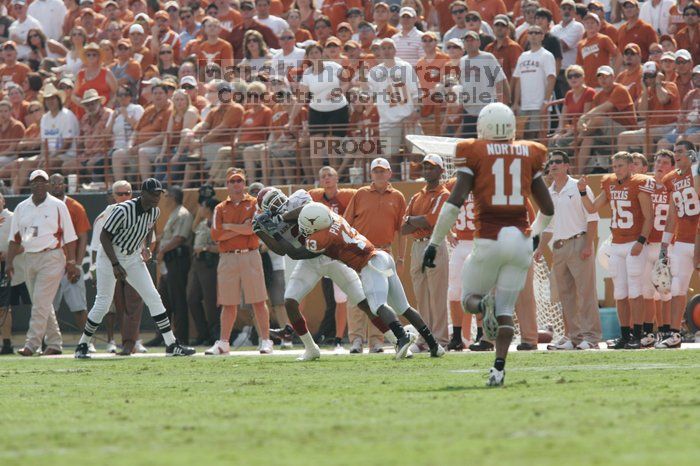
(663, 170, 700, 244)
(455, 139, 547, 240)
(648, 181, 670, 244)
(305, 215, 376, 272)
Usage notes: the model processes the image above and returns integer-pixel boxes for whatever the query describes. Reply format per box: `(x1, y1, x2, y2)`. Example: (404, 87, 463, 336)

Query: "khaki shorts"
(217, 250, 268, 306)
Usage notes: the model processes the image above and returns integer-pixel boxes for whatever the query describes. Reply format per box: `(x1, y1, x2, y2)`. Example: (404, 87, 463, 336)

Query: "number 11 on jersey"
(492, 158, 524, 206)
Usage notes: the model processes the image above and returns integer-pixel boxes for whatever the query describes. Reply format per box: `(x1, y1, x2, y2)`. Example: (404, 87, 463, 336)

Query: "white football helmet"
(298, 202, 334, 236)
(651, 259, 672, 294)
(477, 102, 516, 140)
(261, 188, 289, 215)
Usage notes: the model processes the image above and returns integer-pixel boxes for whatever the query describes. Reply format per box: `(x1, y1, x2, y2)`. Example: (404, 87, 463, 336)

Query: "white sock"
(384, 330, 397, 345)
(162, 331, 176, 346)
(299, 332, 315, 349)
(78, 333, 91, 345)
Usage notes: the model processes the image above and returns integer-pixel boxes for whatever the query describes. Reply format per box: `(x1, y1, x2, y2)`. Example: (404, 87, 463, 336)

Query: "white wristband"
(661, 231, 673, 245)
(429, 202, 460, 246)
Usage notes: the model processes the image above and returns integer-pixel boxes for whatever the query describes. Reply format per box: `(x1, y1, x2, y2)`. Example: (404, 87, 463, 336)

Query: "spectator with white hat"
(391, 7, 424, 65)
(659, 50, 677, 80)
(365, 37, 422, 170)
(344, 156, 407, 353)
(658, 64, 700, 149)
(673, 48, 694, 97)
(618, 60, 681, 153)
(39, 83, 80, 172)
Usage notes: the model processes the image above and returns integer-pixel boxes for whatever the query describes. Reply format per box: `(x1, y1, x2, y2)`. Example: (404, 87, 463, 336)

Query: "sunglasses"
(649, 49, 662, 54)
(446, 45, 462, 49)
(86, 52, 99, 57)
(623, 50, 638, 56)
(528, 31, 543, 35)
(280, 35, 294, 40)
(451, 8, 466, 14)
(28, 34, 39, 39)
(549, 159, 564, 164)
(567, 73, 583, 79)
(71, 32, 84, 36)
(466, 16, 480, 21)
(182, 84, 195, 90)
(421, 37, 435, 42)
(314, 24, 329, 29)
(114, 191, 132, 196)
(180, 14, 192, 19)
(28, 108, 41, 114)
(117, 92, 129, 97)
(676, 59, 689, 64)
(683, 11, 698, 16)
(160, 50, 173, 55)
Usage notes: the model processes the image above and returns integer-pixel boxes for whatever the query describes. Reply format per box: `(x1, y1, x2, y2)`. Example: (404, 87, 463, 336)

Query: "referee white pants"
(88, 248, 166, 324)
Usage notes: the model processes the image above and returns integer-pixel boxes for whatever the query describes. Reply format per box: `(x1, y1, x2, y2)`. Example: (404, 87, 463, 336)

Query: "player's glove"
(253, 212, 272, 234)
(421, 244, 437, 273)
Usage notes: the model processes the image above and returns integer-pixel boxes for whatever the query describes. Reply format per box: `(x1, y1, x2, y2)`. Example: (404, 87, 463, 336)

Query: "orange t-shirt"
(617, 19, 658, 62)
(662, 169, 700, 244)
(616, 65, 643, 102)
(600, 21, 619, 43)
(405, 184, 450, 240)
(674, 25, 700, 64)
(454, 139, 548, 240)
(204, 102, 244, 143)
(211, 194, 260, 251)
(344, 183, 406, 247)
(134, 103, 172, 146)
(415, 52, 450, 93)
(576, 33, 618, 88)
(648, 180, 669, 244)
(218, 9, 242, 32)
(195, 39, 234, 69)
(467, 0, 506, 25)
(0, 62, 30, 88)
(432, 0, 455, 35)
(239, 105, 272, 144)
(321, 0, 348, 29)
(593, 83, 637, 129)
(308, 188, 356, 215)
(0, 118, 25, 153)
(513, 0, 561, 25)
(601, 173, 654, 244)
(376, 23, 398, 39)
(484, 38, 523, 81)
(305, 214, 376, 272)
(445, 177, 475, 241)
(65, 196, 91, 236)
(646, 81, 681, 126)
(295, 28, 313, 42)
(675, 73, 694, 102)
(132, 46, 155, 73)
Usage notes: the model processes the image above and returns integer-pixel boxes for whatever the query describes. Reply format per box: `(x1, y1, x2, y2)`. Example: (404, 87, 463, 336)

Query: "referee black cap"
(142, 178, 165, 193)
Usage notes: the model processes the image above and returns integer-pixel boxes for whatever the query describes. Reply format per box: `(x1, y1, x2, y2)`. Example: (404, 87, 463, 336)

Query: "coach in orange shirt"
(402, 154, 449, 349)
(344, 157, 407, 353)
(209, 171, 272, 355)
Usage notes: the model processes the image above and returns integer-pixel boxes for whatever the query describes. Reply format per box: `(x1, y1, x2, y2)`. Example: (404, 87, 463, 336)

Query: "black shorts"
(0, 262, 31, 307)
(308, 105, 349, 138)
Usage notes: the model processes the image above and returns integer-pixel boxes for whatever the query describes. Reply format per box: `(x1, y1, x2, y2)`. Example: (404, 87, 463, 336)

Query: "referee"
(75, 178, 195, 358)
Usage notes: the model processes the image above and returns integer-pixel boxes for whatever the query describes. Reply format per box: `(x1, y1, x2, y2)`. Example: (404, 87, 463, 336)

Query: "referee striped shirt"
(102, 198, 160, 255)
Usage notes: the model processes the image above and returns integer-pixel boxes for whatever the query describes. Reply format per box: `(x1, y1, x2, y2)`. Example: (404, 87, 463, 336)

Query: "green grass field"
(1, 350, 699, 466)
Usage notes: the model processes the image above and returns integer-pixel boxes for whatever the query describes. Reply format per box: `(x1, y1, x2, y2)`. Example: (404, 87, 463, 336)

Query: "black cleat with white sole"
(166, 341, 196, 356)
(74, 343, 90, 359)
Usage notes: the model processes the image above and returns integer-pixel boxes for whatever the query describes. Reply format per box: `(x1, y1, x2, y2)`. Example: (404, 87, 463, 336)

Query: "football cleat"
(469, 339, 494, 352)
(297, 344, 321, 361)
(516, 342, 537, 351)
(479, 292, 498, 341)
(446, 337, 465, 351)
(106, 340, 118, 354)
(624, 338, 641, 350)
(349, 338, 363, 354)
(166, 341, 196, 356)
(547, 338, 575, 351)
(74, 343, 90, 359)
(575, 340, 598, 350)
(607, 337, 628, 350)
(87, 342, 97, 354)
(259, 339, 274, 354)
(395, 332, 417, 360)
(430, 344, 446, 358)
(640, 333, 657, 348)
(135, 340, 148, 353)
(0, 345, 14, 355)
(486, 367, 505, 387)
(655, 332, 681, 349)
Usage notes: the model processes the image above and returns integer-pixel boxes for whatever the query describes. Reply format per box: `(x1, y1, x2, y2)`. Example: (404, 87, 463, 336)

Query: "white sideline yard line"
(2, 342, 700, 361)
(450, 363, 700, 374)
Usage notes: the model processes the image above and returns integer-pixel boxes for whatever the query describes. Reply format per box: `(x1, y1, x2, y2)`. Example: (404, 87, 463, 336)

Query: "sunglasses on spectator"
(117, 92, 129, 97)
(180, 14, 192, 19)
(649, 49, 662, 54)
(676, 59, 689, 64)
(280, 35, 294, 40)
(567, 73, 582, 79)
(182, 84, 195, 90)
(160, 50, 173, 55)
(623, 50, 638, 56)
(528, 31, 543, 35)
(684, 11, 698, 16)
(451, 8, 466, 14)
(28, 34, 40, 39)
(466, 16, 480, 21)
(86, 52, 99, 57)
(421, 37, 435, 42)
(114, 191, 132, 196)
(71, 32, 84, 36)
(28, 108, 42, 114)
(549, 159, 564, 164)
(643, 73, 657, 78)
(315, 24, 329, 29)
(446, 45, 462, 49)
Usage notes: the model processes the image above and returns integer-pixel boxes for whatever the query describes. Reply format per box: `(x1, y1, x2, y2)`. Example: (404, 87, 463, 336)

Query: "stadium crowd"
(0, 0, 699, 187)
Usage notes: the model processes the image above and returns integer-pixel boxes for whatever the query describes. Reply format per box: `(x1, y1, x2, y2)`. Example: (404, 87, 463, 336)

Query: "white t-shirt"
(550, 20, 585, 69)
(367, 58, 420, 124)
(639, 0, 673, 34)
(513, 47, 557, 111)
(255, 15, 289, 36)
(458, 51, 506, 114)
(271, 47, 305, 76)
(40, 108, 80, 159)
(27, 0, 66, 41)
(301, 61, 348, 112)
(110, 103, 144, 151)
(8, 16, 42, 60)
(9, 193, 77, 253)
(0, 208, 12, 254)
